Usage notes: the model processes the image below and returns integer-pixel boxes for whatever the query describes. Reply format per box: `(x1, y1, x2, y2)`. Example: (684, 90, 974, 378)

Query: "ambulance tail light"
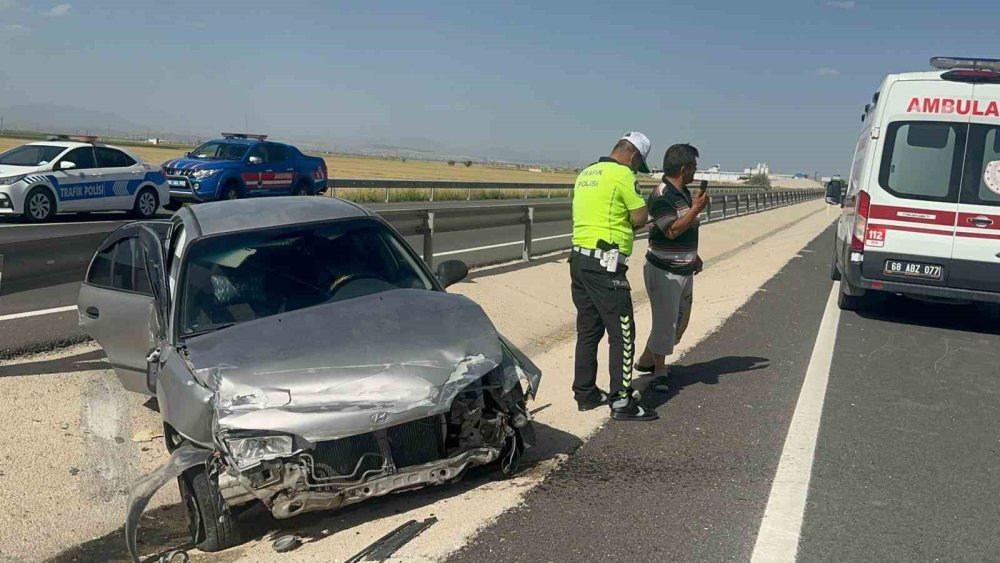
(851, 190, 871, 251)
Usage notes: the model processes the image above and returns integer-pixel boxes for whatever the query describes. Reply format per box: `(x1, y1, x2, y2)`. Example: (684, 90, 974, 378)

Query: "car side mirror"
(184, 152, 191, 157)
(58, 161, 77, 171)
(436, 260, 468, 288)
(248, 156, 263, 165)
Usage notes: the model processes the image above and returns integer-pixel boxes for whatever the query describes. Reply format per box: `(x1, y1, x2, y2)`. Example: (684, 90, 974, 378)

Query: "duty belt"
(572, 246, 630, 265)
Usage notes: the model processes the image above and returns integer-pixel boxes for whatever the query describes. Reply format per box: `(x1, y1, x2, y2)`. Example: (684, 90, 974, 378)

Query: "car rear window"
(879, 121, 967, 203)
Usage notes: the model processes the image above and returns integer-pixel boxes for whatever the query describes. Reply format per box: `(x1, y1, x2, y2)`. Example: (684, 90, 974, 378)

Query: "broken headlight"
(224, 435, 294, 470)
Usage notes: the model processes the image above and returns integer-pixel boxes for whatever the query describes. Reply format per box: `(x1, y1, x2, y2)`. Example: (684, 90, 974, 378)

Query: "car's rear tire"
(293, 182, 311, 196)
(837, 280, 865, 311)
(131, 187, 159, 219)
(221, 182, 241, 201)
(23, 187, 56, 223)
(180, 467, 242, 552)
(830, 243, 842, 281)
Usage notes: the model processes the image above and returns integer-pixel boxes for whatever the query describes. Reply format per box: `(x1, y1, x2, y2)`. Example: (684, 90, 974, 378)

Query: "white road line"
(0, 220, 125, 228)
(0, 305, 78, 322)
(433, 233, 573, 257)
(751, 284, 842, 563)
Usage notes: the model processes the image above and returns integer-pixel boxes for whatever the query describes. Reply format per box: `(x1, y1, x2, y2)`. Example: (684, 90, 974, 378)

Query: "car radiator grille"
(312, 432, 383, 478)
(311, 417, 444, 478)
(387, 417, 444, 468)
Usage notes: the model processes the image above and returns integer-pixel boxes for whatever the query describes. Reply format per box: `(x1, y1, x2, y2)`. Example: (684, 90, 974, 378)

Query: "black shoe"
(649, 374, 670, 393)
(610, 394, 659, 421)
(634, 362, 655, 374)
(577, 390, 610, 411)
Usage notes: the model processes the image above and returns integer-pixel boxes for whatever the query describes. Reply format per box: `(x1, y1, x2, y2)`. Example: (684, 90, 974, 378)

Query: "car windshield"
(189, 142, 248, 161)
(179, 218, 433, 337)
(0, 144, 66, 167)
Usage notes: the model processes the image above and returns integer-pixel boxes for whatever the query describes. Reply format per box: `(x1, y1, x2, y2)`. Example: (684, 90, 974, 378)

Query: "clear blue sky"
(1, 0, 998, 174)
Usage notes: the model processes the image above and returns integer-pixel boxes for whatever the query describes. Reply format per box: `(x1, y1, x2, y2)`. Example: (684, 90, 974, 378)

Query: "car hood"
(184, 289, 507, 443)
(0, 164, 42, 178)
(162, 157, 238, 171)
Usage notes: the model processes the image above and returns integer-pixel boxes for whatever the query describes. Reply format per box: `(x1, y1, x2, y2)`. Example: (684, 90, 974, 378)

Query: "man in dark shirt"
(635, 144, 707, 389)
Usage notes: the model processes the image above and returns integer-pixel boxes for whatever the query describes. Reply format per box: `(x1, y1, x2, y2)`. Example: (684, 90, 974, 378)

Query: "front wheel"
(131, 188, 159, 219)
(180, 467, 242, 552)
(23, 187, 56, 223)
(498, 430, 523, 479)
(221, 183, 241, 200)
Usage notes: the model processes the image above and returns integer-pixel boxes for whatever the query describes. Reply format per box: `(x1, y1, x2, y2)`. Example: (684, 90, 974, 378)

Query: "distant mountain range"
(0, 104, 146, 138)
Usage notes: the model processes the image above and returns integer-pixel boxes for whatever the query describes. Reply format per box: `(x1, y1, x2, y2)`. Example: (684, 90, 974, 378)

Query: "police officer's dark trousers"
(570, 251, 636, 401)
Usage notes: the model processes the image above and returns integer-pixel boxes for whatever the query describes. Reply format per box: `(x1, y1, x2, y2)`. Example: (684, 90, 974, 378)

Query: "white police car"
(0, 136, 169, 223)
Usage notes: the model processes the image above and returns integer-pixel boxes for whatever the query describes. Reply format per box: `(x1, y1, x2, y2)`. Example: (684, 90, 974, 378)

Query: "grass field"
(0, 136, 589, 183)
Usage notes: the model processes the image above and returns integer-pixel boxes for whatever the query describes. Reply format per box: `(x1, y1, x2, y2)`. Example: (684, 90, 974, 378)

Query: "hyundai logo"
(370, 412, 391, 425)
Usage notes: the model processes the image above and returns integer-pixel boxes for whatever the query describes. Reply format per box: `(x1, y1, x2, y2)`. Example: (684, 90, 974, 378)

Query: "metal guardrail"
(326, 179, 781, 203)
(377, 189, 825, 269)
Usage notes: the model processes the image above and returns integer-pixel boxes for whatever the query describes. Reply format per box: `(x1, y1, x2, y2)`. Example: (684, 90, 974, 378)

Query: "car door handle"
(84, 306, 100, 319)
(968, 216, 994, 228)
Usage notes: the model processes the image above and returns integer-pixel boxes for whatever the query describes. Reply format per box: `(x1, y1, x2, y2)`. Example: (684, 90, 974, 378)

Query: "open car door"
(77, 220, 170, 395)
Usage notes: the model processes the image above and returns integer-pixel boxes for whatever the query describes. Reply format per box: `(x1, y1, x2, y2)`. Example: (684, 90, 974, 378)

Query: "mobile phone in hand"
(700, 180, 709, 192)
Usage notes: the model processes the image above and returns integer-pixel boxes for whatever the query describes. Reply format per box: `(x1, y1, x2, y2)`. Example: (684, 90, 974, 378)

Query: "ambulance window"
(959, 125, 1000, 206)
(879, 121, 966, 203)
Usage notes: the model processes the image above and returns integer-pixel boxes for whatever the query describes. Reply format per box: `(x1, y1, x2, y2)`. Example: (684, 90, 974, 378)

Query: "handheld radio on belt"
(597, 240, 620, 273)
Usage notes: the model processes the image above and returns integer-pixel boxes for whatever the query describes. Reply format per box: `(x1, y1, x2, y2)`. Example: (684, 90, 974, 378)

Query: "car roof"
(182, 197, 373, 237)
(25, 140, 133, 152)
(25, 141, 97, 150)
(892, 70, 950, 82)
(207, 137, 259, 145)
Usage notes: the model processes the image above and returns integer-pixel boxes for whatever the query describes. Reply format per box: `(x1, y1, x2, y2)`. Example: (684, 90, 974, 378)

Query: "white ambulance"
(830, 57, 1000, 310)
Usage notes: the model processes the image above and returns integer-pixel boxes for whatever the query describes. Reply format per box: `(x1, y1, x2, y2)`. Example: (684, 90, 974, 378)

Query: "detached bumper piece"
(345, 517, 439, 563)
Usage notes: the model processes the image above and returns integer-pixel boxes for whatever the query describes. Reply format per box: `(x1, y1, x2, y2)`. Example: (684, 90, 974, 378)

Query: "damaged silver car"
(76, 197, 542, 558)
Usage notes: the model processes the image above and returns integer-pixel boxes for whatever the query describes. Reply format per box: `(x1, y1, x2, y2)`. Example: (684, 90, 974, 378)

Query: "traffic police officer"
(570, 132, 657, 421)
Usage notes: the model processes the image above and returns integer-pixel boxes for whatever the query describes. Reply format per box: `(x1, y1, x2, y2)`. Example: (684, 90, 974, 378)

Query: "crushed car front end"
(191, 291, 539, 520)
(214, 364, 531, 520)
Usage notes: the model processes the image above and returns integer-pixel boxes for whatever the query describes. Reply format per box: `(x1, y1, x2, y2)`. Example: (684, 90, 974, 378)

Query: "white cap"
(620, 131, 651, 173)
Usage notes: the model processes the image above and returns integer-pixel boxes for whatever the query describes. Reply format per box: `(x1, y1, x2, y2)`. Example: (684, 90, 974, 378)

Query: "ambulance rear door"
(951, 79, 1000, 293)
(861, 78, 973, 287)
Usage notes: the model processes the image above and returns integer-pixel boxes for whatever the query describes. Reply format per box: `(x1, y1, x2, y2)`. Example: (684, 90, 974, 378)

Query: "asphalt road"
(451, 226, 1000, 562)
(0, 197, 767, 359)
